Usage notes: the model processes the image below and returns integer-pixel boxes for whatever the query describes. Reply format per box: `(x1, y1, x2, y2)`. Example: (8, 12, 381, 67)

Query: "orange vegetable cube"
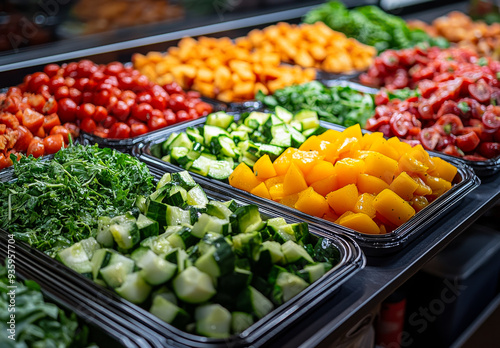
(250, 182, 272, 200)
(411, 195, 429, 212)
(428, 157, 457, 183)
(273, 148, 298, 175)
(373, 189, 415, 227)
(305, 160, 335, 185)
(387, 136, 412, 158)
(369, 138, 400, 161)
(353, 193, 376, 219)
(322, 208, 339, 223)
(421, 174, 452, 196)
(412, 176, 433, 196)
(335, 158, 365, 188)
(342, 124, 363, 141)
(253, 154, 277, 181)
(338, 213, 380, 234)
(363, 152, 399, 185)
(359, 132, 384, 150)
(280, 193, 300, 208)
(317, 129, 341, 143)
(264, 175, 285, 189)
(326, 184, 358, 216)
(294, 187, 329, 217)
(291, 150, 324, 175)
(299, 136, 330, 154)
(310, 174, 338, 197)
(229, 163, 261, 192)
(389, 172, 419, 201)
(357, 174, 389, 195)
(269, 183, 286, 201)
(283, 162, 308, 196)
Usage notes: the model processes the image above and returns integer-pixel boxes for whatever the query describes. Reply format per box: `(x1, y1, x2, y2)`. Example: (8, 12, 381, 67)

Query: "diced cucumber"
(190, 155, 213, 176)
(170, 171, 197, 190)
(290, 222, 310, 245)
(276, 271, 309, 302)
(163, 185, 187, 207)
(257, 144, 284, 161)
(170, 147, 191, 165)
(218, 267, 252, 293)
(231, 130, 249, 143)
(191, 213, 229, 238)
(109, 215, 140, 250)
(157, 173, 172, 189)
(232, 232, 262, 259)
(90, 248, 114, 279)
(203, 125, 230, 145)
(281, 240, 314, 266)
(186, 127, 205, 144)
(166, 205, 191, 226)
(136, 214, 159, 240)
(173, 266, 216, 304)
(96, 216, 114, 247)
(231, 312, 254, 333)
(56, 243, 92, 278)
(150, 295, 190, 328)
(288, 125, 306, 147)
(115, 272, 152, 304)
(206, 111, 234, 129)
(194, 240, 234, 278)
(274, 106, 293, 124)
(256, 241, 284, 265)
(237, 286, 273, 319)
(169, 132, 193, 150)
(270, 124, 291, 148)
(222, 200, 238, 212)
(208, 160, 233, 180)
(206, 201, 233, 220)
(166, 226, 197, 249)
(230, 205, 266, 234)
(135, 195, 148, 214)
(186, 185, 208, 208)
(195, 304, 231, 338)
(135, 250, 177, 285)
(297, 263, 332, 283)
(164, 248, 190, 273)
(79, 237, 100, 260)
(243, 112, 270, 129)
(99, 254, 135, 288)
(161, 132, 179, 155)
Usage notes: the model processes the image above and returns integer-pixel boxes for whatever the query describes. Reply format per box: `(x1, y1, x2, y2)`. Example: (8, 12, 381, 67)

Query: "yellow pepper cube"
(357, 174, 389, 195)
(229, 163, 261, 192)
(353, 193, 376, 219)
(364, 152, 399, 185)
(294, 187, 329, 218)
(326, 184, 358, 216)
(389, 172, 419, 201)
(373, 189, 416, 227)
(253, 154, 277, 181)
(335, 158, 365, 188)
(338, 213, 380, 234)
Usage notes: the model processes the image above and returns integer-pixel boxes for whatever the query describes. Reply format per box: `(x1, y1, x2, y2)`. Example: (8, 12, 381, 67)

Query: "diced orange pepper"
(229, 163, 261, 192)
(310, 174, 338, 197)
(253, 154, 277, 181)
(353, 193, 376, 219)
(357, 174, 389, 195)
(269, 183, 286, 201)
(421, 173, 452, 196)
(389, 172, 419, 201)
(373, 189, 415, 227)
(317, 129, 341, 143)
(283, 162, 308, 196)
(250, 182, 272, 200)
(305, 160, 335, 185)
(359, 132, 384, 150)
(273, 148, 298, 175)
(291, 150, 324, 175)
(428, 157, 457, 183)
(264, 175, 285, 189)
(280, 193, 300, 208)
(369, 138, 400, 161)
(364, 152, 399, 185)
(326, 184, 358, 216)
(338, 213, 380, 234)
(335, 158, 365, 188)
(322, 208, 339, 223)
(411, 195, 429, 212)
(294, 187, 329, 217)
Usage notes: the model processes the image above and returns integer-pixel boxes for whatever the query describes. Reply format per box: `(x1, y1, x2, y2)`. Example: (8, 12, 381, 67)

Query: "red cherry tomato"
(148, 116, 168, 131)
(28, 72, 50, 92)
(169, 94, 187, 112)
(93, 106, 108, 123)
(176, 110, 190, 123)
(136, 92, 153, 104)
(442, 144, 463, 157)
(63, 123, 80, 141)
(164, 109, 176, 125)
(455, 131, 480, 152)
(389, 112, 414, 137)
(365, 116, 390, 131)
(194, 102, 213, 117)
(14, 126, 34, 152)
(417, 101, 434, 120)
(43, 113, 61, 133)
(80, 117, 97, 134)
(131, 103, 153, 122)
(482, 110, 500, 129)
(43, 64, 60, 77)
(55, 86, 70, 100)
(164, 82, 183, 95)
(21, 109, 45, 133)
(76, 103, 96, 120)
(130, 123, 149, 137)
(42, 98, 58, 114)
(108, 122, 131, 139)
(43, 134, 65, 155)
(58, 98, 78, 123)
(435, 114, 464, 135)
(111, 100, 130, 121)
(468, 79, 491, 103)
(102, 115, 117, 129)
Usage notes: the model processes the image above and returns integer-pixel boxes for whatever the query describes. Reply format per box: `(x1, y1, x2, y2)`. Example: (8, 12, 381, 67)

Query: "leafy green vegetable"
(0, 144, 154, 257)
(304, 1, 449, 52)
(256, 81, 375, 127)
(0, 263, 96, 347)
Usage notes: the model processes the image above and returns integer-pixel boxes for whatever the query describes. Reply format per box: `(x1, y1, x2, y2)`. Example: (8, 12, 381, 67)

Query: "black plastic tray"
(134, 118, 481, 256)
(0, 161, 365, 347)
(0, 238, 152, 348)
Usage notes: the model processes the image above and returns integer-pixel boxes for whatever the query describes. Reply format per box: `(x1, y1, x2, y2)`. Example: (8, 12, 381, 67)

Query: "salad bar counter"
(1, 0, 499, 347)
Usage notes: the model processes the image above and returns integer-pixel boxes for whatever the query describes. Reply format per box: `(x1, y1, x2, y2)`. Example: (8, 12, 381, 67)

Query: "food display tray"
(0, 235, 156, 348)
(0, 162, 365, 348)
(134, 118, 481, 256)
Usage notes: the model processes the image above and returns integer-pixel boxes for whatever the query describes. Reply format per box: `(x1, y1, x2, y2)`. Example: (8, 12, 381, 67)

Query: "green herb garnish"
(0, 144, 154, 257)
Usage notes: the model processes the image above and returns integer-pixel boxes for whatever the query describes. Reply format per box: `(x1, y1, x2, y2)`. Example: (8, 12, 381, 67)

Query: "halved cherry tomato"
(0, 153, 13, 170)
(468, 79, 491, 104)
(43, 134, 65, 155)
(419, 127, 441, 150)
(390, 112, 413, 137)
(456, 131, 480, 152)
(482, 109, 500, 129)
(435, 114, 464, 135)
(63, 123, 80, 141)
(418, 79, 438, 98)
(42, 98, 58, 114)
(50, 125, 71, 144)
(0, 113, 20, 129)
(14, 126, 34, 152)
(43, 113, 61, 133)
(478, 142, 500, 159)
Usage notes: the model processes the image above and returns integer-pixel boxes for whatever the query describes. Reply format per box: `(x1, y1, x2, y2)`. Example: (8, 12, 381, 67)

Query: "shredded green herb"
(0, 263, 96, 347)
(304, 1, 449, 52)
(0, 144, 154, 257)
(256, 81, 375, 127)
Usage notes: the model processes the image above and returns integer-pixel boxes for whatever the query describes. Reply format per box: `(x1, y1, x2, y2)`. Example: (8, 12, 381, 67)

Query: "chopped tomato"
(456, 131, 480, 152)
(43, 134, 65, 155)
(43, 113, 61, 133)
(21, 108, 45, 133)
(14, 125, 34, 152)
(27, 138, 45, 158)
(419, 127, 441, 150)
(478, 142, 500, 159)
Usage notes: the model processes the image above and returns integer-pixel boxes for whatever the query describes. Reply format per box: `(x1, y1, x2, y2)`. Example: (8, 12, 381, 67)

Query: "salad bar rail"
(272, 174, 500, 347)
